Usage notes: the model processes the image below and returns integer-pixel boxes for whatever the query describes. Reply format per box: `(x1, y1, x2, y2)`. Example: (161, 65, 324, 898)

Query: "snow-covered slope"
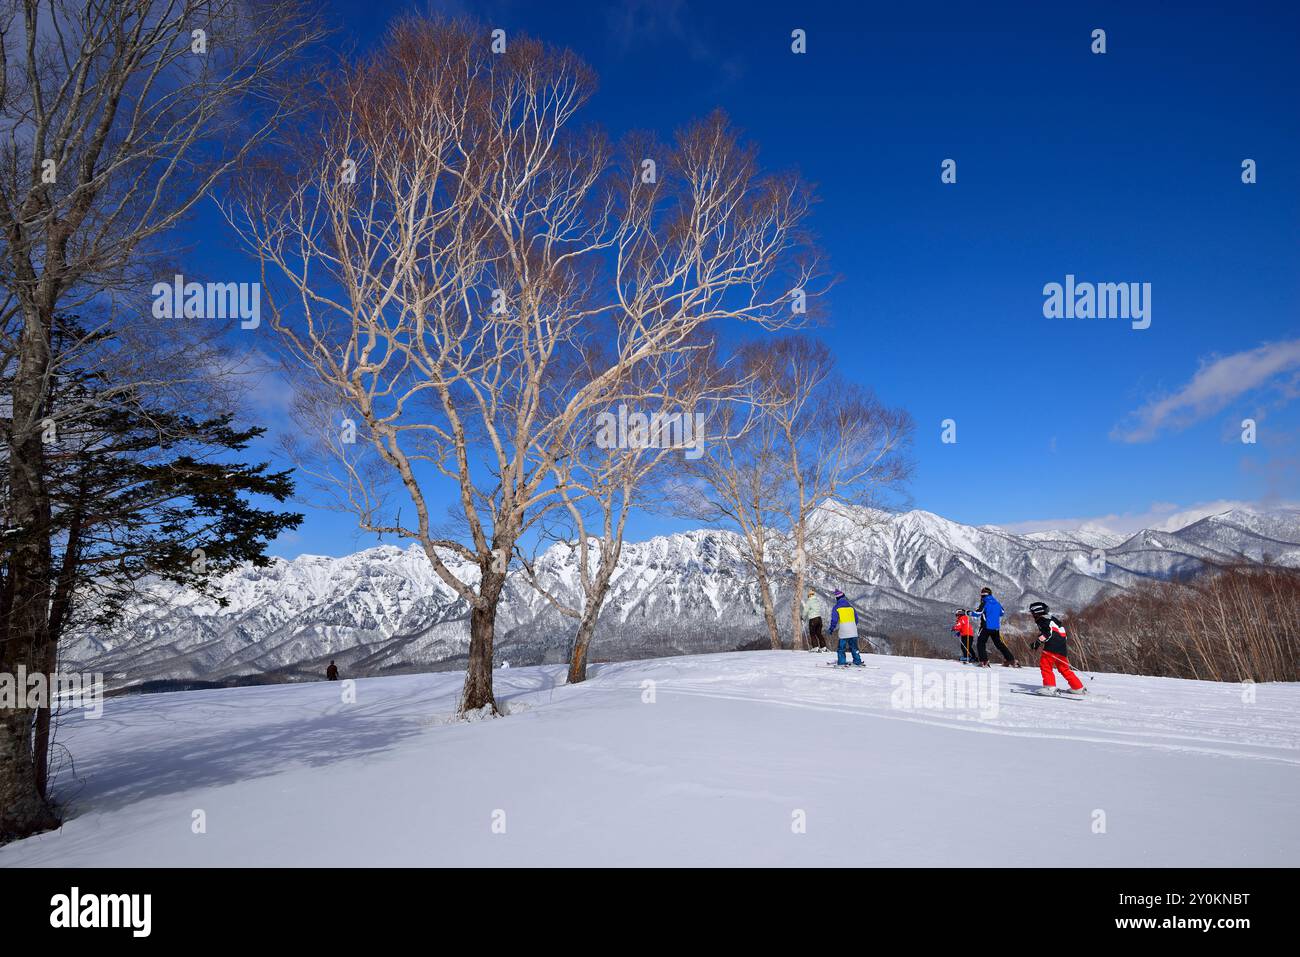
(3, 651, 1296, 866)
(63, 505, 1300, 683)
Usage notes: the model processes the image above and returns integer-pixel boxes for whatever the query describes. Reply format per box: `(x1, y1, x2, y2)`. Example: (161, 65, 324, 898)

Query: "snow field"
(2, 651, 1296, 867)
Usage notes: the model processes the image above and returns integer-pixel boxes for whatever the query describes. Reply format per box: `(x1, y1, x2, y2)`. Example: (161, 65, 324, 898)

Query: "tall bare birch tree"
(750, 337, 913, 649)
(685, 336, 912, 650)
(233, 17, 822, 716)
(684, 364, 787, 649)
(518, 340, 725, 683)
(0, 0, 319, 843)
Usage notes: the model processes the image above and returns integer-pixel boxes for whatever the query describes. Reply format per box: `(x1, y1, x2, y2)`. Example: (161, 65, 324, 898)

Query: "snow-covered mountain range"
(64, 505, 1300, 685)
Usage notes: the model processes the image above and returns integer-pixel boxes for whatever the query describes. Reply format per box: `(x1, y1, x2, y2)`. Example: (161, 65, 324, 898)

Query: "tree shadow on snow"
(50, 709, 430, 820)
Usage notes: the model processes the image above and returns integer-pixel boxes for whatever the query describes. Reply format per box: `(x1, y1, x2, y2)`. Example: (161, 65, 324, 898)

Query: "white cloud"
(999, 498, 1299, 538)
(1112, 338, 1300, 443)
(234, 348, 299, 420)
(606, 0, 744, 82)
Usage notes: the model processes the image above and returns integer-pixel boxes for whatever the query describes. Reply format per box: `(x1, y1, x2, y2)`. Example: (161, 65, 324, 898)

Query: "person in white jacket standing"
(802, 589, 828, 651)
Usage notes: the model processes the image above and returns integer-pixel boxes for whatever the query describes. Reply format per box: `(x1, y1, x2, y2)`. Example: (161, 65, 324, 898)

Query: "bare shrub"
(1066, 566, 1300, 682)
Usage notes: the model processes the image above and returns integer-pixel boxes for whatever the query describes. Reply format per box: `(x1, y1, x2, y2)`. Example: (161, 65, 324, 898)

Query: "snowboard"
(821, 661, 877, 670)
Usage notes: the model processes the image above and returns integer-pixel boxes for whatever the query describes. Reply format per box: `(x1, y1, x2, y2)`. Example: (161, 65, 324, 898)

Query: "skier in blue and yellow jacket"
(828, 590, 865, 667)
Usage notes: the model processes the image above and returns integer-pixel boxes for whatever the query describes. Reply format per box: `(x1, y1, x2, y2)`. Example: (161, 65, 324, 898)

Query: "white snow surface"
(2, 651, 1296, 867)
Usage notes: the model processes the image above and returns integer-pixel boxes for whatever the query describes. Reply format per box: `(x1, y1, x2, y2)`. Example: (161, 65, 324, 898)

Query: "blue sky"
(185, 0, 1300, 556)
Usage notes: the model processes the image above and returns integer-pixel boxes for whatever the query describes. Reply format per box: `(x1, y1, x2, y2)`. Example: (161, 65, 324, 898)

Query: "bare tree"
(1064, 566, 1299, 682)
(683, 372, 788, 649)
(232, 17, 822, 716)
(684, 336, 912, 650)
(749, 337, 913, 649)
(518, 340, 725, 683)
(0, 0, 320, 843)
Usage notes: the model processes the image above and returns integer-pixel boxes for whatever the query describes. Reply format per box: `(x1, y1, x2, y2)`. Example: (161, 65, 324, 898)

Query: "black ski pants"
(808, 616, 826, 650)
(977, 626, 1015, 663)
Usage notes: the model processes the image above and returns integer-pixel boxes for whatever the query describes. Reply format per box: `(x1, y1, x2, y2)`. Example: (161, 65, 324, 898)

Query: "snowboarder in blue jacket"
(972, 587, 1019, 667)
(828, 590, 865, 667)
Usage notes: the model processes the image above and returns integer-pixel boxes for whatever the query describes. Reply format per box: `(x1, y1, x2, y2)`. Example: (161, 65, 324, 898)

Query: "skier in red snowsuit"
(952, 610, 975, 661)
(1028, 602, 1085, 693)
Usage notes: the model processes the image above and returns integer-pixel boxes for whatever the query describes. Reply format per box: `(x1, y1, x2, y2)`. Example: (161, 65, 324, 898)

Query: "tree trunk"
(791, 565, 807, 651)
(458, 565, 505, 716)
(0, 708, 58, 843)
(567, 555, 617, 685)
(790, 520, 808, 650)
(754, 564, 782, 650)
(34, 498, 81, 798)
(0, 302, 59, 841)
(31, 638, 57, 799)
(567, 608, 599, 684)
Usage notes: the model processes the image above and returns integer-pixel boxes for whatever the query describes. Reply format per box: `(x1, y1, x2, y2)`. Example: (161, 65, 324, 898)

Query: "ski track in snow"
(655, 675, 1300, 765)
(1, 651, 1297, 867)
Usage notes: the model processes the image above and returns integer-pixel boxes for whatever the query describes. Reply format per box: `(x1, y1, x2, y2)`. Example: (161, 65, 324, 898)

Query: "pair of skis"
(1009, 685, 1095, 701)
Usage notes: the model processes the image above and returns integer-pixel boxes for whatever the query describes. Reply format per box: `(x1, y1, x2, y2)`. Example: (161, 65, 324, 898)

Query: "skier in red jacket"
(952, 610, 975, 662)
(1028, 602, 1085, 694)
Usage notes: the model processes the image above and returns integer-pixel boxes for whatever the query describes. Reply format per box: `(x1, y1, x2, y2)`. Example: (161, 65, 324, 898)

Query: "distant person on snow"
(1028, 602, 1085, 695)
(828, 590, 865, 667)
(326, 660, 339, 681)
(953, 609, 974, 662)
(802, 589, 828, 652)
(972, 587, 1018, 667)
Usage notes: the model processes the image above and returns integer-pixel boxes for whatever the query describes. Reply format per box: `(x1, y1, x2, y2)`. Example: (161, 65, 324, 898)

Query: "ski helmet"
(1029, 601, 1049, 617)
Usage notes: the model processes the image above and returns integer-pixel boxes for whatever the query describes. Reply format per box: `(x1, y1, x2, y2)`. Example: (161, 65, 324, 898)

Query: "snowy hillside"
(3, 651, 1296, 866)
(63, 505, 1300, 684)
